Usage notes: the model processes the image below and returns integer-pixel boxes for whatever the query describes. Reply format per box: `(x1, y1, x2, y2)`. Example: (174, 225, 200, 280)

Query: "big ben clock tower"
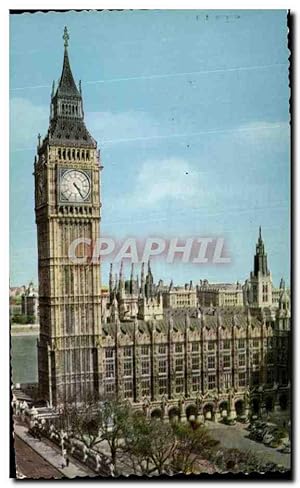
(35, 28, 102, 405)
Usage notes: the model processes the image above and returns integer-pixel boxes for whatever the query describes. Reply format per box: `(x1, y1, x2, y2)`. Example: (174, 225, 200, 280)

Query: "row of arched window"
(60, 103, 80, 116)
(57, 147, 91, 161)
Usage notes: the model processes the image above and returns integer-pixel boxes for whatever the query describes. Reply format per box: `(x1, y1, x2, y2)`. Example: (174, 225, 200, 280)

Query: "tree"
(170, 423, 219, 474)
(97, 400, 131, 474)
(122, 413, 177, 475)
(59, 397, 103, 449)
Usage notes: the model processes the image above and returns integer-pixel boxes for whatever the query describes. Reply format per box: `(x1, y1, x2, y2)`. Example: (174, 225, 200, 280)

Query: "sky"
(9, 9, 290, 287)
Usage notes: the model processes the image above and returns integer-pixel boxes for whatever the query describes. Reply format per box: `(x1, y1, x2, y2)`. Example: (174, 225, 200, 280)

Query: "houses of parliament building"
(34, 28, 291, 422)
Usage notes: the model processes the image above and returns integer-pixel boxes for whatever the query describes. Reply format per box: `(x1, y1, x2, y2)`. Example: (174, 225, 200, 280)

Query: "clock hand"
(73, 182, 84, 199)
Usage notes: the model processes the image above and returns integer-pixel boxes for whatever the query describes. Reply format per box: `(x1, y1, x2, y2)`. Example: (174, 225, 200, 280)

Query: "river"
(11, 333, 38, 384)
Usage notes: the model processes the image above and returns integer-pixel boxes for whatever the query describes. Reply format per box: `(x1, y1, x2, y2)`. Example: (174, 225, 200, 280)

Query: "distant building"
(162, 281, 197, 309)
(21, 282, 39, 322)
(197, 281, 243, 308)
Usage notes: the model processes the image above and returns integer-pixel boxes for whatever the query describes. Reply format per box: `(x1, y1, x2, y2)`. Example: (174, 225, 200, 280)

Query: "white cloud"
(10, 97, 48, 148)
(122, 157, 212, 209)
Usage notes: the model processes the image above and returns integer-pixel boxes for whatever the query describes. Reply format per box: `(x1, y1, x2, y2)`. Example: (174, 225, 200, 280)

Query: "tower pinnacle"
(63, 26, 69, 48)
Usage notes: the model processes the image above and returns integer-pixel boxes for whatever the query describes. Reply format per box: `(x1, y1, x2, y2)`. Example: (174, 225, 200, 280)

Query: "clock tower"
(35, 27, 102, 405)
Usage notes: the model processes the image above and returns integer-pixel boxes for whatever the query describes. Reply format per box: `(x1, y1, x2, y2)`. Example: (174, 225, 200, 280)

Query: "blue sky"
(10, 10, 290, 287)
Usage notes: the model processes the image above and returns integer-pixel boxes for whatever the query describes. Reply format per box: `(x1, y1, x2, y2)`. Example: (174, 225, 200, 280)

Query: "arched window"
(86, 150, 90, 160)
(67, 149, 71, 160)
(77, 150, 80, 159)
(72, 149, 75, 159)
(82, 150, 85, 160)
(62, 149, 66, 159)
(58, 148, 61, 159)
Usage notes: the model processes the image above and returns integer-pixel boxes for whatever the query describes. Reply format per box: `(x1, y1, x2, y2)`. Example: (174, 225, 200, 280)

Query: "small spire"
(79, 80, 82, 95)
(37, 133, 41, 148)
(51, 80, 55, 98)
(63, 26, 69, 48)
(259, 225, 262, 241)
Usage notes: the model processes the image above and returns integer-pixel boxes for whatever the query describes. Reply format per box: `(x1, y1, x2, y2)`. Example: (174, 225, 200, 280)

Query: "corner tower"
(34, 28, 102, 405)
(247, 227, 273, 309)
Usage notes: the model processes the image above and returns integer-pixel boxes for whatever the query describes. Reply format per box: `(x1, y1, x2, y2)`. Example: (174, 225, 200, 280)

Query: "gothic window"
(192, 375, 200, 392)
(124, 346, 132, 358)
(82, 150, 85, 160)
(223, 339, 230, 350)
(72, 149, 75, 159)
(141, 359, 150, 376)
(124, 380, 133, 398)
(208, 355, 216, 370)
(158, 344, 167, 355)
(105, 348, 114, 358)
(175, 376, 184, 394)
(238, 372, 246, 387)
(192, 356, 200, 371)
(87, 150, 90, 160)
(192, 342, 200, 352)
(105, 382, 115, 396)
(208, 374, 216, 390)
(253, 352, 259, 365)
(158, 378, 167, 395)
(67, 149, 71, 160)
(253, 339, 259, 348)
(58, 148, 61, 159)
(175, 358, 184, 373)
(124, 360, 132, 377)
(208, 341, 215, 351)
(63, 149, 66, 159)
(105, 362, 115, 378)
(158, 359, 167, 374)
(223, 354, 231, 368)
(238, 339, 246, 349)
(77, 149, 80, 159)
(141, 379, 150, 396)
(141, 345, 150, 356)
(238, 353, 246, 367)
(175, 343, 183, 353)
(223, 372, 231, 389)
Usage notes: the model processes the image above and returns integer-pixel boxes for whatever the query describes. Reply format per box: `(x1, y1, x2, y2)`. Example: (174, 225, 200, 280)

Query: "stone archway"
(219, 401, 229, 419)
(265, 396, 274, 413)
(151, 408, 163, 420)
(203, 403, 215, 421)
(251, 398, 260, 415)
(279, 394, 288, 411)
(235, 399, 245, 417)
(169, 407, 181, 423)
(186, 404, 198, 422)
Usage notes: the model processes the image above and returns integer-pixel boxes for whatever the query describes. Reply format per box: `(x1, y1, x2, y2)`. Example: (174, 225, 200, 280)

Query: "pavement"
(14, 422, 96, 479)
(205, 421, 291, 470)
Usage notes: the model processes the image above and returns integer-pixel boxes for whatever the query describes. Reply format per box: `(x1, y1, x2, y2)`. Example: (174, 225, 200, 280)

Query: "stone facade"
(100, 297, 290, 421)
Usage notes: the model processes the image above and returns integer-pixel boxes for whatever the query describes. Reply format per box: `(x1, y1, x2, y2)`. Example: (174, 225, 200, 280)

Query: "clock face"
(60, 169, 91, 203)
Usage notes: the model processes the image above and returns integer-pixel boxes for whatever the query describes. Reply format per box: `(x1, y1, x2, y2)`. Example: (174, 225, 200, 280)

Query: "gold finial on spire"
(63, 26, 69, 48)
